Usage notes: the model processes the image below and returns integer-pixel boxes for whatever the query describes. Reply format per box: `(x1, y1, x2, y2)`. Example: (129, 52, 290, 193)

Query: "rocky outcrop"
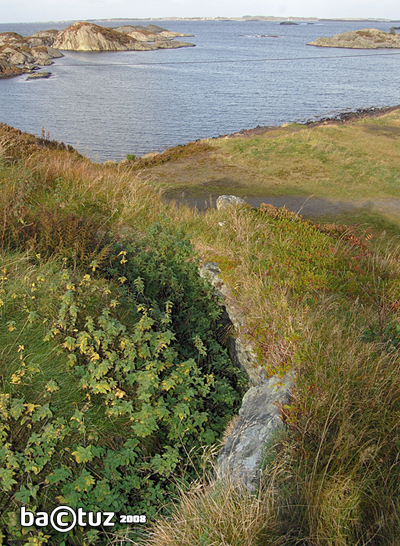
(0, 30, 63, 78)
(200, 262, 266, 386)
(0, 54, 25, 78)
(116, 24, 194, 41)
(308, 28, 400, 49)
(53, 22, 194, 52)
(200, 252, 292, 492)
(26, 71, 51, 80)
(54, 22, 145, 51)
(0, 22, 195, 79)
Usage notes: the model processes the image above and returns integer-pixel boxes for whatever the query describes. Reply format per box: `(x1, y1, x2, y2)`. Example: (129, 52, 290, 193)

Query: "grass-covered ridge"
(1, 111, 400, 545)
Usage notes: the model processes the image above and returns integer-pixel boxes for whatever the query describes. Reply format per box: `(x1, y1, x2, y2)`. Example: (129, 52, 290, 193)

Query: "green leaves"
(71, 445, 94, 464)
(0, 224, 246, 544)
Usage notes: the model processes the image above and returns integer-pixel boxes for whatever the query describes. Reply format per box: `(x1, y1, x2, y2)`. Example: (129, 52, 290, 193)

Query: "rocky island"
(308, 27, 400, 48)
(53, 21, 194, 51)
(0, 21, 195, 79)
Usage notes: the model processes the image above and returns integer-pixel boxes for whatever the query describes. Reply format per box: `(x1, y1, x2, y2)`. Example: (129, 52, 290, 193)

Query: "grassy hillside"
(0, 109, 400, 545)
(141, 106, 400, 233)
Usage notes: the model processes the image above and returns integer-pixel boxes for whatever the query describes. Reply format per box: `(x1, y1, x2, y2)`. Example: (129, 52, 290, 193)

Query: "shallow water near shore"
(1, 19, 400, 161)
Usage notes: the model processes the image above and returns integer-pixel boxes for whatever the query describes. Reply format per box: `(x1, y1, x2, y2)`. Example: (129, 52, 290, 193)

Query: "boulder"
(216, 195, 247, 210)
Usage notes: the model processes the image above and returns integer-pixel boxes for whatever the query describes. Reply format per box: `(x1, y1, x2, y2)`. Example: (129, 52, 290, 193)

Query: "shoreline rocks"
(0, 30, 63, 79)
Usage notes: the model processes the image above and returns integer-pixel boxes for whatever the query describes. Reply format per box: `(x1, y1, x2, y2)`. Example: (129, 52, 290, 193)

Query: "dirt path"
(166, 193, 400, 220)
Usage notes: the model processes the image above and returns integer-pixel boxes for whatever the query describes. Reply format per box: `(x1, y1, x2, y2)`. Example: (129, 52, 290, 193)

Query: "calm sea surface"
(1, 19, 400, 161)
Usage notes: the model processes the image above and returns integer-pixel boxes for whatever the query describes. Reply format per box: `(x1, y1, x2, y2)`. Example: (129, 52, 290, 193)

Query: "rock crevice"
(200, 248, 292, 492)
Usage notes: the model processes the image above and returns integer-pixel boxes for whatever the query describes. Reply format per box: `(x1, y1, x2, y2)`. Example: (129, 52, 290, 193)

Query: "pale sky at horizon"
(1, 0, 400, 25)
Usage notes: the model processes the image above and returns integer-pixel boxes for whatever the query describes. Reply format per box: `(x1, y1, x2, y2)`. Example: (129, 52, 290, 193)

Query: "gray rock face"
(200, 262, 292, 491)
(216, 375, 292, 492)
(216, 195, 247, 210)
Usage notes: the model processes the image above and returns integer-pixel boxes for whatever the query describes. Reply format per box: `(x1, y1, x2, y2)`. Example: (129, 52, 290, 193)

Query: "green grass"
(139, 109, 400, 236)
(1, 113, 400, 545)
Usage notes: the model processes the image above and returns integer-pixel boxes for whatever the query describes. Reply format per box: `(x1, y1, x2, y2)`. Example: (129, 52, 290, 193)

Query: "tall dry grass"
(145, 477, 284, 546)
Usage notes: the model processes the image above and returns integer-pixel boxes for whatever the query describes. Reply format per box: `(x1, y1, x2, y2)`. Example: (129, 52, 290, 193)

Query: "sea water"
(0, 19, 400, 161)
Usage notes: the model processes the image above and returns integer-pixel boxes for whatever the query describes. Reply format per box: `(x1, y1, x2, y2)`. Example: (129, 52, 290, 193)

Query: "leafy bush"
(0, 225, 246, 544)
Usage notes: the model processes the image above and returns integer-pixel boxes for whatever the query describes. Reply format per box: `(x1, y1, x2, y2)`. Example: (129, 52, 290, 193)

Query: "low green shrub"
(0, 225, 246, 544)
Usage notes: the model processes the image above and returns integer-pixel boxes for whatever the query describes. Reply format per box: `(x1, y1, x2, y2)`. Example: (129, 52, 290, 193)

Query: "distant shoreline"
(90, 16, 400, 23)
(4, 16, 400, 26)
(211, 104, 400, 142)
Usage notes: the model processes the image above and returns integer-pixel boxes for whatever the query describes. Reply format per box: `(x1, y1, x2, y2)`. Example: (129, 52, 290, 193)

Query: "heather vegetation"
(1, 109, 400, 545)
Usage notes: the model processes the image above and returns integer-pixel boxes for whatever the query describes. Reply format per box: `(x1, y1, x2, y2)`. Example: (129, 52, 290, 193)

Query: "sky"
(1, 0, 400, 24)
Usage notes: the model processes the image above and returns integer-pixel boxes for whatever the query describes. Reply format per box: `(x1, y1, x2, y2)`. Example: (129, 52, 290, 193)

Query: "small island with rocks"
(308, 27, 400, 49)
(0, 21, 195, 79)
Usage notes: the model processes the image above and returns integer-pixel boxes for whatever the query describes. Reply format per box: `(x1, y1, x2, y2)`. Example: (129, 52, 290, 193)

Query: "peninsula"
(308, 27, 400, 48)
(0, 21, 195, 79)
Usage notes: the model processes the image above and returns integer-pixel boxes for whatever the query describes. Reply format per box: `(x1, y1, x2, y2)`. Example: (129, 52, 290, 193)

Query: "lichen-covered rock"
(216, 374, 292, 492)
(216, 195, 247, 210)
(54, 22, 140, 51)
(26, 71, 51, 80)
(153, 39, 195, 49)
(0, 54, 25, 78)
